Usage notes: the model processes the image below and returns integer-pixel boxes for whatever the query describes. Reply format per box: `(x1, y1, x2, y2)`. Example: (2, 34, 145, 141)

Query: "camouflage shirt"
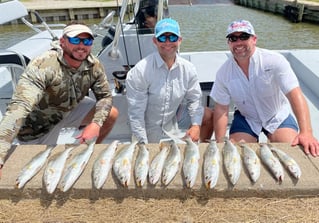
(0, 48, 112, 165)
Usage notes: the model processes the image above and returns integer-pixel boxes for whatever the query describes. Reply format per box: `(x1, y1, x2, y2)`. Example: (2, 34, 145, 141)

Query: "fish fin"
(162, 129, 185, 144)
(85, 137, 98, 145)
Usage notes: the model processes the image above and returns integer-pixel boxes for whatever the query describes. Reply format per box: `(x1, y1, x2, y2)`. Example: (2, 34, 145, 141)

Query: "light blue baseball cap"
(155, 18, 181, 38)
(226, 19, 255, 37)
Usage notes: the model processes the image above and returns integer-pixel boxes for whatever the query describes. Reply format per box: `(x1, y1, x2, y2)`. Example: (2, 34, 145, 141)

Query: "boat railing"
(92, 11, 116, 38)
(158, 0, 170, 20)
(0, 49, 28, 93)
(109, 0, 130, 59)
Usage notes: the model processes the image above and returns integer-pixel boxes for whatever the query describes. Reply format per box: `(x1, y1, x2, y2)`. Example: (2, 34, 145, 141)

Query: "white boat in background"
(0, 0, 318, 145)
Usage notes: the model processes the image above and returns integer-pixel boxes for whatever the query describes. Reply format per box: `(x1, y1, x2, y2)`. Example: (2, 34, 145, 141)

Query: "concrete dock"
(1, 142, 319, 200)
(234, 0, 319, 23)
(20, 0, 129, 23)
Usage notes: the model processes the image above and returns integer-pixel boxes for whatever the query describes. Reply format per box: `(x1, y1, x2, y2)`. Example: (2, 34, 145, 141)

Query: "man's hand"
(185, 125, 200, 142)
(75, 122, 100, 144)
(292, 132, 319, 157)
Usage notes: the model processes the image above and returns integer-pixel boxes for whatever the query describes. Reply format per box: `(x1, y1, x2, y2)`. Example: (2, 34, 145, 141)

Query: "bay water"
(1, 3, 319, 54)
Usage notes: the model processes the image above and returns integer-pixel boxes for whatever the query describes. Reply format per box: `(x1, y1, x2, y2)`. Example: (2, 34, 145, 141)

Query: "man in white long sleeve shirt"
(126, 18, 214, 143)
(210, 19, 319, 157)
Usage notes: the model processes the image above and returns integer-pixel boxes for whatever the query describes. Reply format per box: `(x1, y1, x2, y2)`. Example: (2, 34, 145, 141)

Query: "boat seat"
(0, 0, 28, 25)
(0, 49, 29, 96)
(0, 50, 30, 67)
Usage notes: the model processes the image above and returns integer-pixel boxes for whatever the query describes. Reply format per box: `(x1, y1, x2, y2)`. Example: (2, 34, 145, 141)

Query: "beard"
(64, 47, 90, 62)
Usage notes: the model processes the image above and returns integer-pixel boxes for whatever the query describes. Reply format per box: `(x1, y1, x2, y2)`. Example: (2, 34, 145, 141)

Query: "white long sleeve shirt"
(126, 51, 204, 143)
(211, 47, 299, 135)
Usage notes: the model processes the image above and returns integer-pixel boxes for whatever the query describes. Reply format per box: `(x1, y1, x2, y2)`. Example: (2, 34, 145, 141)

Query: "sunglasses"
(67, 36, 93, 46)
(157, 34, 179, 43)
(227, 33, 251, 42)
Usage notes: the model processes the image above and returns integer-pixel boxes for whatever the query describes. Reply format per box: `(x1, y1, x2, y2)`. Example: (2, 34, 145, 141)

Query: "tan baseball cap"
(63, 24, 94, 39)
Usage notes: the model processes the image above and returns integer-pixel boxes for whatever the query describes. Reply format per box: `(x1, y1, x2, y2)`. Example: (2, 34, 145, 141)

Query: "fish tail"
(205, 181, 211, 189)
(159, 141, 169, 150)
(136, 179, 142, 187)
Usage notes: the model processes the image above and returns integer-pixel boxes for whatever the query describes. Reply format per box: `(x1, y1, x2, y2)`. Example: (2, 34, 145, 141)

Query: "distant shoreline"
(169, 0, 233, 5)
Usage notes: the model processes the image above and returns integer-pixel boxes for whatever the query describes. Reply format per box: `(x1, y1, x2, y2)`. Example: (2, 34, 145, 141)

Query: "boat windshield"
(135, 0, 158, 34)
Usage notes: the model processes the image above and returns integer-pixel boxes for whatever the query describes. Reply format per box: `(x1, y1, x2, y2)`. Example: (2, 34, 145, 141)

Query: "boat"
(0, 0, 318, 145)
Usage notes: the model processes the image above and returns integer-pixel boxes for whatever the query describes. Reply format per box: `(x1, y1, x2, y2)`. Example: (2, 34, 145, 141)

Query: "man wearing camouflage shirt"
(0, 22, 118, 175)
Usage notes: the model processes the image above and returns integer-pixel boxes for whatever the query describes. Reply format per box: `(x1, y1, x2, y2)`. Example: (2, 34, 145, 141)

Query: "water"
(1, 4, 319, 54)
(171, 4, 319, 51)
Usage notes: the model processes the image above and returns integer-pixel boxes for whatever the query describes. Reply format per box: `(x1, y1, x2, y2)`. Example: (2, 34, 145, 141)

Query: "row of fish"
(113, 137, 198, 188)
(15, 137, 301, 193)
(16, 138, 97, 193)
(219, 139, 301, 188)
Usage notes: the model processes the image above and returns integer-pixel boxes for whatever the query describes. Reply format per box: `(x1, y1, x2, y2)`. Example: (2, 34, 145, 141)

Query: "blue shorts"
(229, 110, 299, 139)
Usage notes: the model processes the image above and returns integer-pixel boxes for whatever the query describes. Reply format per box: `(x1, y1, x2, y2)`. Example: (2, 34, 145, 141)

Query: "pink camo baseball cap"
(226, 20, 255, 37)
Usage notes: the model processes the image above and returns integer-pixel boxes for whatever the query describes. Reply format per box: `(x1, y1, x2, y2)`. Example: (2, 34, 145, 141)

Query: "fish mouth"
(162, 178, 171, 186)
(278, 175, 283, 183)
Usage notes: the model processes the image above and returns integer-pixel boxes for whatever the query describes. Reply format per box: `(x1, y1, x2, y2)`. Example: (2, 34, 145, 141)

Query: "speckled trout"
(162, 140, 181, 186)
(223, 139, 241, 186)
(148, 142, 170, 185)
(182, 136, 200, 188)
(203, 140, 220, 189)
(43, 145, 74, 194)
(260, 144, 284, 182)
(60, 139, 96, 192)
(240, 143, 260, 183)
(134, 143, 149, 187)
(112, 141, 138, 187)
(16, 145, 55, 189)
(92, 140, 119, 189)
(270, 145, 301, 179)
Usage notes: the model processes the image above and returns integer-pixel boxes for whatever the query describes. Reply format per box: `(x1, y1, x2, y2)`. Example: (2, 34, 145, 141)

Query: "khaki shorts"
(16, 96, 95, 145)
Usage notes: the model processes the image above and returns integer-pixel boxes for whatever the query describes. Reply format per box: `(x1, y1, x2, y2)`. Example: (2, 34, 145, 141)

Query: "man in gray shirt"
(126, 18, 214, 144)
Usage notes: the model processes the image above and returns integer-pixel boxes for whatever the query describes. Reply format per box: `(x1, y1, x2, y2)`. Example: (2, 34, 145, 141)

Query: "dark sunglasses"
(157, 34, 179, 43)
(67, 36, 93, 46)
(227, 33, 251, 42)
